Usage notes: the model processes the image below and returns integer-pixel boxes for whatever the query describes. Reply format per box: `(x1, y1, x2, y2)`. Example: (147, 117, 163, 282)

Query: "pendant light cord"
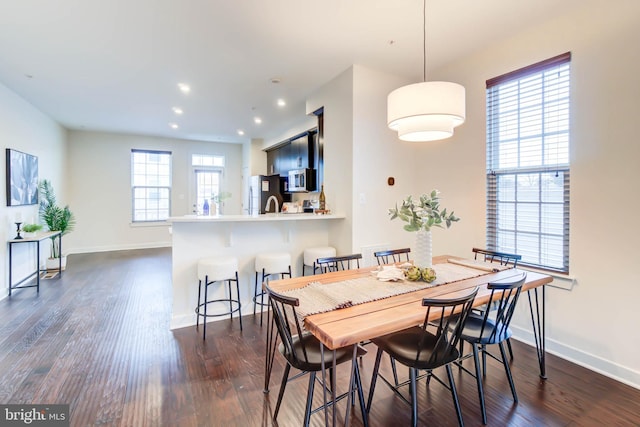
(423, 0, 426, 82)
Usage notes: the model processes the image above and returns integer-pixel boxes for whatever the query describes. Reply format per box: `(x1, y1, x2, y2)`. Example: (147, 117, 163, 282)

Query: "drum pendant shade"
(388, 81, 466, 142)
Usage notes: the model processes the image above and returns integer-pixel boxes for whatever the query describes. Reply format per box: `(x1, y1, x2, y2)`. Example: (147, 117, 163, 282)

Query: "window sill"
(518, 265, 576, 291)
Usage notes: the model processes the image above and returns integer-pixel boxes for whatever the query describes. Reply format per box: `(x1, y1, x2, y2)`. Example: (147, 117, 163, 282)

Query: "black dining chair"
(455, 272, 526, 425)
(374, 248, 411, 265)
(471, 248, 522, 359)
(316, 253, 362, 273)
(472, 248, 521, 267)
(366, 287, 479, 427)
(265, 283, 369, 427)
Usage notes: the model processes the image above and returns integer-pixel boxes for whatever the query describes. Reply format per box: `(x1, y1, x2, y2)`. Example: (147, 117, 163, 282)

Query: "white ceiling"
(0, 0, 588, 144)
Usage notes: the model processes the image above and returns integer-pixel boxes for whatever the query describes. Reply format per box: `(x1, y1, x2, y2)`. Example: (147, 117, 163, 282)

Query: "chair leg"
(366, 347, 384, 413)
(303, 371, 316, 427)
(354, 363, 369, 427)
(499, 341, 518, 403)
(253, 271, 259, 316)
(472, 343, 487, 424)
(234, 272, 243, 331)
(227, 279, 233, 321)
(409, 367, 418, 427)
(445, 364, 464, 427)
(259, 269, 267, 326)
(202, 276, 209, 340)
(389, 355, 400, 386)
(196, 279, 202, 329)
(506, 337, 514, 359)
(273, 363, 291, 420)
(482, 344, 487, 378)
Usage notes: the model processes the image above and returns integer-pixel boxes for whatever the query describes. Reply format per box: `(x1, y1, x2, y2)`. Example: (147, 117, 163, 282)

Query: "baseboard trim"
(66, 242, 171, 255)
(511, 324, 640, 390)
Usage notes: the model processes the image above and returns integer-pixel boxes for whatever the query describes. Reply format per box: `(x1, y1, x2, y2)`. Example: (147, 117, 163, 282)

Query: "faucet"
(265, 195, 279, 213)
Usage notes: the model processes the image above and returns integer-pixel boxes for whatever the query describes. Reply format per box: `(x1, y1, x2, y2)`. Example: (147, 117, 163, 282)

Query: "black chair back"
(265, 283, 369, 426)
(472, 248, 521, 267)
(414, 288, 479, 367)
(367, 287, 479, 427)
(470, 273, 526, 344)
(266, 285, 310, 366)
(374, 248, 411, 265)
(316, 253, 362, 273)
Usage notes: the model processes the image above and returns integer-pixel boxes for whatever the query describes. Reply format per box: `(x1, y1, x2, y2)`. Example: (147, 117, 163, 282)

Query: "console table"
(8, 231, 62, 296)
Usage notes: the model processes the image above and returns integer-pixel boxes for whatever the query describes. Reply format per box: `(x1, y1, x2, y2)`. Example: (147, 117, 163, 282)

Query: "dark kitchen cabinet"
(291, 134, 310, 169)
(265, 129, 317, 178)
(280, 142, 293, 176)
(267, 149, 276, 175)
(266, 142, 293, 177)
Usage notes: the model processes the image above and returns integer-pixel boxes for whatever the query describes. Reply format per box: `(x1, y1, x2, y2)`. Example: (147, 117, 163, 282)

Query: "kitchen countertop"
(168, 213, 345, 223)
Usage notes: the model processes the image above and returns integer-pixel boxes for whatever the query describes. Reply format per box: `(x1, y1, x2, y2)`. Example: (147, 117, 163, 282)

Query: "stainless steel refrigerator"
(248, 175, 290, 214)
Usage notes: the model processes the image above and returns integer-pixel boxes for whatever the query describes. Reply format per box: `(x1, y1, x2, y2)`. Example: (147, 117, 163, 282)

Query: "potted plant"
(39, 179, 75, 270)
(21, 223, 43, 238)
(389, 189, 459, 268)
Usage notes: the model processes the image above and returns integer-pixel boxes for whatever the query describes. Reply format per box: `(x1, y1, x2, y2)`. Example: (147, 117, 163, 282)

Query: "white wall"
(428, 0, 640, 388)
(306, 67, 355, 255)
(350, 65, 479, 263)
(0, 82, 67, 295)
(294, 0, 640, 389)
(65, 130, 243, 254)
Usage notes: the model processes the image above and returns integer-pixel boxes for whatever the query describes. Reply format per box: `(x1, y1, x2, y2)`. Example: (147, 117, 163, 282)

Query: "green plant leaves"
(389, 189, 460, 232)
(39, 179, 76, 258)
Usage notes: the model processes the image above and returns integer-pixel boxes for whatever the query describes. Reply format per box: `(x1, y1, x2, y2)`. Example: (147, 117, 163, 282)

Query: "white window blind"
(131, 149, 172, 222)
(486, 52, 571, 273)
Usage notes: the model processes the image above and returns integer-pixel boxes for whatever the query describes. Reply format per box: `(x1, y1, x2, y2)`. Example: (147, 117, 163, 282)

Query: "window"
(131, 149, 171, 222)
(192, 153, 224, 167)
(191, 154, 224, 214)
(486, 52, 571, 273)
(195, 169, 221, 213)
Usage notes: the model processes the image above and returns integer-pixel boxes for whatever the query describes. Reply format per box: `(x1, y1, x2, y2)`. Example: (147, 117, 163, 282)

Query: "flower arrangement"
(389, 189, 460, 232)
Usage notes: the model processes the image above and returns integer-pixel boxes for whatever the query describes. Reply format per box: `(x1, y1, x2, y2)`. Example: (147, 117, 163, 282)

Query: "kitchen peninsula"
(169, 213, 345, 329)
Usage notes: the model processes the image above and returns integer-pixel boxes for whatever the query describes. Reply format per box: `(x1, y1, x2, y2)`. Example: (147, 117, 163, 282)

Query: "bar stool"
(254, 252, 291, 326)
(302, 246, 336, 276)
(196, 256, 242, 340)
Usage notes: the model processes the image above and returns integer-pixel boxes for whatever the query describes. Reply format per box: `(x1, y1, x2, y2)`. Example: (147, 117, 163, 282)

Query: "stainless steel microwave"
(288, 168, 315, 192)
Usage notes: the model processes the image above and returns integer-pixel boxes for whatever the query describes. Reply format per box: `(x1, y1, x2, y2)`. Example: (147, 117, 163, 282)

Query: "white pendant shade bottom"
(397, 115, 454, 142)
(388, 81, 465, 142)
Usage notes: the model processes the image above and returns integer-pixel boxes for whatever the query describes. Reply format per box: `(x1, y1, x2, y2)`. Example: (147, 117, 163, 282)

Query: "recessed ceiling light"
(254, 117, 262, 124)
(270, 77, 281, 84)
(277, 99, 286, 107)
(178, 83, 190, 94)
(237, 130, 245, 136)
(169, 123, 179, 129)
(172, 107, 183, 115)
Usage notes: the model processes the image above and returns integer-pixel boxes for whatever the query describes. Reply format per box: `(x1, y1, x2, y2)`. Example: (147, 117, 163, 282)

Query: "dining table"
(264, 254, 553, 426)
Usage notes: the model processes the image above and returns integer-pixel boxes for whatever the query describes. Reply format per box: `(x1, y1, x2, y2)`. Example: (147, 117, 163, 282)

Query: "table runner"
(282, 259, 509, 319)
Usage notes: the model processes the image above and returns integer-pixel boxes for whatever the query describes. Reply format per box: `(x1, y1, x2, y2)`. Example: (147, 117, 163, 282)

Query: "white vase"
(414, 230, 432, 268)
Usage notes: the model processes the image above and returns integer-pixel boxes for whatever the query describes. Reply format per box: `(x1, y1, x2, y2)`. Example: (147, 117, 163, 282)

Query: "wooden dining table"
(264, 254, 553, 426)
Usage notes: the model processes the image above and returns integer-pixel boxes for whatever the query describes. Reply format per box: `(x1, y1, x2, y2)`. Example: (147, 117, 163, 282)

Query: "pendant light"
(387, 0, 465, 142)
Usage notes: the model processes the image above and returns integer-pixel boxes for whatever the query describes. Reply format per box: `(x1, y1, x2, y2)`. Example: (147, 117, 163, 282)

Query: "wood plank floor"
(1, 248, 639, 426)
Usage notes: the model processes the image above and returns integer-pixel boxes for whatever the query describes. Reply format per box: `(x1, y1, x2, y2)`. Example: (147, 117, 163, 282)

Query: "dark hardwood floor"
(1, 248, 639, 426)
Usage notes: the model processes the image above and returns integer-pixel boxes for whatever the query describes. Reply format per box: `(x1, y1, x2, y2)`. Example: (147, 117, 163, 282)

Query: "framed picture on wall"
(6, 148, 39, 206)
